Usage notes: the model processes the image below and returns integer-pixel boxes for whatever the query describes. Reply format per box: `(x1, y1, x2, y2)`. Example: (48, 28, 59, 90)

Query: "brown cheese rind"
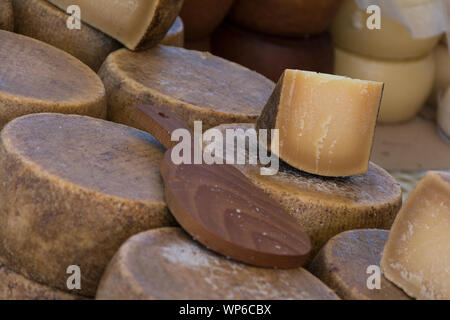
(0, 114, 175, 297)
(96, 228, 340, 300)
(309, 229, 411, 300)
(98, 45, 274, 131)
(0, 0, 13, 31)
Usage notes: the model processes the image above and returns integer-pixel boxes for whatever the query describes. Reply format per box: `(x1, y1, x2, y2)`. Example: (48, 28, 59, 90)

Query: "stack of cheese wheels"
(332, 0, 441, 123)
(97, 228, 340, 300)
(0, 113, 175, 297)
(211, 0, 340, 82)
(99, 45, 274, 131)
(0, 30, 106, 128)
(0, 0, 13, 31)
(12, 0, 184, 71)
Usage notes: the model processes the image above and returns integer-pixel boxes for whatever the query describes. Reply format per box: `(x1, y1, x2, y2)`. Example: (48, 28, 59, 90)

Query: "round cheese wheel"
(431, 44, 450, 104)
(334, 47, 435, 123)
(0, 0, 13, 31)
(0, 263, 81, 300)
(99, 45, 274, 131)
(96, 228, 340, 300)
(12, 0, 122, 71)
(0, 114, 175, 297)
(309, 229, 412, 300)
(0, 30, 107, 129)
(206, 123, 402, 260)
(160, 16, 184, 47)
(331, 0, 442, 60)
(180, 0, 234, 40)
(438, 86, 450, 140)
(229, 0, 341, 37)
(211, 23, 334, 82)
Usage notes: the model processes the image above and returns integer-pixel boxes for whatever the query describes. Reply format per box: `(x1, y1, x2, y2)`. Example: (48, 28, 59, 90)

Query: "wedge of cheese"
(381, 171, 450, 300)
(0, 30, 106, 128)
(335, 47, 435, 123)
(160, 16, 184, 47)
(47, 0, 183, 50)
(99, 45, 274, 131)
(257, 69, 383, 177)
(0, 114, 175, 297)
(97, 228, 340, 300)
(204, 123, 402, 260)
(0, 0, 13, 31)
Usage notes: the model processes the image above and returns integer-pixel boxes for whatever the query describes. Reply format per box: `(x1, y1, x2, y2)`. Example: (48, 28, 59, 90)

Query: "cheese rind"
(257, 69, 383, 177)
(99, 45, 274, 131)
(0, 30, 106, 128)
(205, 123, 402, 260)
(47, 0, 183, 50)
(96, 228, 340, 300)
(331, 0, 442, 60)
(334, 47, 435, 123)
(381, 171, 450, 300)
(0, 114, 175, 297)
(160, 16, 184, 47)
(0, 0, 13, 31)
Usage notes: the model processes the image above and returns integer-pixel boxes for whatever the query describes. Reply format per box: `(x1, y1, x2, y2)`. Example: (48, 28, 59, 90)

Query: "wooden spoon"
(132, 104, 311, 268)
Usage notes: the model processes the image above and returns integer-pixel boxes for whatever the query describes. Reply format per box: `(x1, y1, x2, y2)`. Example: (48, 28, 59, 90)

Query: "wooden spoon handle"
(131, 104, 191, 149)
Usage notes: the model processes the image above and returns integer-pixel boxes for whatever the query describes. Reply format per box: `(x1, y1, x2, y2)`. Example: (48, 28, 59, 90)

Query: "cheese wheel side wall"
(0, 0, 13, 31)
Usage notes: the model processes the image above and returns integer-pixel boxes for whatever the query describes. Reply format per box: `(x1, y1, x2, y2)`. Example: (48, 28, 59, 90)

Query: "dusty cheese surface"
(99, 45, 274, 130)
(0, 30, 106, 128)
(97, 228, 340, 300)
(0, 114, 175, 297)
(381, 171, 450, 300)
(0, 0, 13, 31)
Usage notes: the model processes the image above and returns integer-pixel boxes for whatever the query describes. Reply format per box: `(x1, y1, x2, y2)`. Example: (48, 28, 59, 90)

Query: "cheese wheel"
(0, 114, 175, 297)
(309, 229, 411, 300)
(331, 0, 442, 60)
(438, 86, 450, 140)
(205, 123, 402, 260)
(211, 23, 334, 82)
(431, 44, 450, 104)
(0, 30, 107, 128)
(180, 0, 234, 40)
(96, 228, 340, 300)
(334, 47, 435, 123)
(47, 0, 183, 50)
(229, 0, 341, 37)
(0, 0, 13, 31)
(12, 0, 122, 71)
(0, 263, 81, 300)
(99, 45, 274, 131)
(160, 16, 184, 47)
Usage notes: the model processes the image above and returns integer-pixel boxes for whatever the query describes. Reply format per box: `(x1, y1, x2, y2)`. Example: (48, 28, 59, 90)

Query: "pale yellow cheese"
(381, 171, 450, 300)
(438, 86, 450, 139)
(331, 0, 442, 60)
(257, 69, 383, 177)
(47, 0, 183, 50)
(334, 47, 435, 123)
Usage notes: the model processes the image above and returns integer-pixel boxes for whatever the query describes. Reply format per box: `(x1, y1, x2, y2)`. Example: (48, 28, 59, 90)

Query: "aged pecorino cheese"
(0, 114, 175, 297)
(381, 171, 450, 300)
(0, 30, 106, 128)
(99, 45, 274, 131)
(309, 229, 411, 300)
(229, 0, 342, 37)
(0, 0, 13, 31)
(204, 123, 402, 260)
(160, 16, 184, 47)
(211, 23, 334, 82)
(96, 228, 340, 300)
(47, 0, 183, 50)
(0, 263, 81, 300)
(180, 0, 234, 40)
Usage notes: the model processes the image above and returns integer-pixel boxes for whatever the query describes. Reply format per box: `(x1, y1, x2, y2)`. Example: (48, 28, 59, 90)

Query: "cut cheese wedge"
(0, 30, 106, 128)
(0, 263, 81, 300)
(160, 16, 184, 47)
(335, 47, 435, 123)
(381, 171, 450, 300)
(309, 229, 411, 300)
(204, 123, 402, 260)
(47, 0, 183, 50)
(257, 69, 383, 177)
(99, 45, 274, 131)
(0, 0, 13, 31)
(96, 228, 340, 300)
(0, 114, 175, 297)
